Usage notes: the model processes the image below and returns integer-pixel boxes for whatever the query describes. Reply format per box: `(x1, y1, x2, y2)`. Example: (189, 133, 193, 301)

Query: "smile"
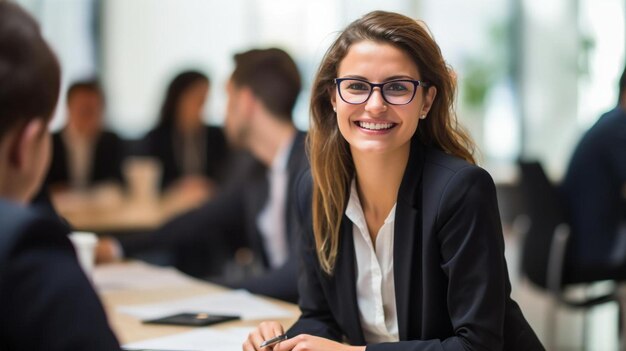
(355, 121, 397, 131)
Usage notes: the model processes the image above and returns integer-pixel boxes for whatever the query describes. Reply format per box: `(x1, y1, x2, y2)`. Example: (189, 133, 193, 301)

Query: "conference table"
(51, 183, 210, 234)
(94, 261, 299, 347)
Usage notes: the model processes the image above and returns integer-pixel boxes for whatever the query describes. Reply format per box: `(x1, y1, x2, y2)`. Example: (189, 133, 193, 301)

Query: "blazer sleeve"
(119, 182, 246, 257)
(0, 217, 120, 350)
(286, 172, 343, 341)
(368, 166, 511, 351)
(230, 249, 298, 303)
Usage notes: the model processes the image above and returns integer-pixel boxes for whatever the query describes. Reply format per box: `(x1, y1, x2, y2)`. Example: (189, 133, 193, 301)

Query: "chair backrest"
(518, 160, 568, 289)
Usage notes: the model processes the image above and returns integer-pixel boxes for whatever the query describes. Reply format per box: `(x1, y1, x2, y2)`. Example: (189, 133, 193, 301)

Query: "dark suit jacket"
(288, 138, 543, 350)
(46, 130, 125, 187)
(561, 106, 626, 270)
(121, 132, 309, 302)
(0, 199, 120, 350)
(142, 125, 230, 189)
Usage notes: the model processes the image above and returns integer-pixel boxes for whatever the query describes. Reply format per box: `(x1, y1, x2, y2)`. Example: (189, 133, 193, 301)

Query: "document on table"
(122, 327, 253, 351)
(93, 261, 199, 292)
(117, 290, 293, 321)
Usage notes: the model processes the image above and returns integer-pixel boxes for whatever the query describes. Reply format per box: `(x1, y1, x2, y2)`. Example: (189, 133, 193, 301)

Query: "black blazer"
(121, 132, 309, 302)
(0, 199, 120, 350)
(142, 125, 230, 189)
(288, 139, 543, 350)
(46, 130, 125, 187)
(561, 107, 626, 268)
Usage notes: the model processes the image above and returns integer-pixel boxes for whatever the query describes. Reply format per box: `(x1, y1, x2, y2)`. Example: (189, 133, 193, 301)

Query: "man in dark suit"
(46, 80, 125, 191)
(98, 48, 308, 303)
(0, 3, 120, 349)
(561, 66, 626, 281)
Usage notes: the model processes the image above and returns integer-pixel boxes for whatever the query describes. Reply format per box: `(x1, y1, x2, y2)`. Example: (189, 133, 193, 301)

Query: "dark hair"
(231, 48, 301, 122)
(0, 1, 61, 140)
(66, 79, 104, 104)
(618, 68, 626, 102)
(157, 70, 209, 129)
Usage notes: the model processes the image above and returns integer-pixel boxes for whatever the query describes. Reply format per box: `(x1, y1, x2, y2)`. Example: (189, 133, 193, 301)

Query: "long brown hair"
(309, 11, 476, 275)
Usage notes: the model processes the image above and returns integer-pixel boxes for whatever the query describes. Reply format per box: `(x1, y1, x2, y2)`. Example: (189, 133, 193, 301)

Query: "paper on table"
(93, 261, 198, 292)
(122, 327, 253, 351)
(117, 290, 293, 321)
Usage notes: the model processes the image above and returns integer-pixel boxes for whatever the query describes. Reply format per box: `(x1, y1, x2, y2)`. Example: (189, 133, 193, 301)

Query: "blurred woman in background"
(142, 70, 230, 199)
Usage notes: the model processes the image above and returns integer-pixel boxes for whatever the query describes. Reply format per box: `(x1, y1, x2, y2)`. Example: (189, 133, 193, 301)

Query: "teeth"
(357, 121, 395, 130)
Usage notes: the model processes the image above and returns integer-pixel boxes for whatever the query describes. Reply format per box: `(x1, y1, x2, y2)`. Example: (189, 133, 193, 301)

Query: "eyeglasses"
(334, 77, 431, 105)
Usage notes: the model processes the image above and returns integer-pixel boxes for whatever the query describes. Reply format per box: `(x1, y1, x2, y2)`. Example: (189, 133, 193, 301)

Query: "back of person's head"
(157, 70, 209, 129)
(0, 1, 61, 142)
(66, 79, 104, 104)
(230, 48, 301, 122)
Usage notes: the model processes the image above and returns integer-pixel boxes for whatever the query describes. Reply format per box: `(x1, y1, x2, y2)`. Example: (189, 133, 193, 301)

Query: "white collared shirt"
(174, 128, 207, 176)
(62, 127, 95, 189)
(345, 180, 399, 344)
(256, 135, 295, 268)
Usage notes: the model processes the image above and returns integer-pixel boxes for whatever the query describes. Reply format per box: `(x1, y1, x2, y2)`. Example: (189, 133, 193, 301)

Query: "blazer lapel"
(394, 138, 426, 340)
(334, 218, 366, 344)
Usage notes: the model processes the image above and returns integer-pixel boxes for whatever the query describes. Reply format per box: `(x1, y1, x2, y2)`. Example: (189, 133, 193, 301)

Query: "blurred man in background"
(98, 48, 308, 303)
(46, 80, 125, 191)
(0, 2, 120, 349)
(561, 65, 626, 281)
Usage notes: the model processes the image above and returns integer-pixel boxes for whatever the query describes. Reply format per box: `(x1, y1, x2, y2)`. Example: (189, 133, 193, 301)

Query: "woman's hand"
(273, 334, 365, 351)
(95, 237, 121, 264)
(243, 321, 285, 351)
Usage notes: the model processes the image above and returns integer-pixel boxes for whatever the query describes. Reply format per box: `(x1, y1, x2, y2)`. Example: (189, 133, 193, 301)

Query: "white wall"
(521, 0, 625, 179)
(15, 0, 97, 131)
(102, 0, 417, 138)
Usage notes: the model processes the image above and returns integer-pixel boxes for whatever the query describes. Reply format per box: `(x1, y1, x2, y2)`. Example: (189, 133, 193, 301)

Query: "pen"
(260, 333, 288, 348)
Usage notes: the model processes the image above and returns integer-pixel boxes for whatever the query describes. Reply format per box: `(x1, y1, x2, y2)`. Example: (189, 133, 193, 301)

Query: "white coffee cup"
(68, 231, 98, 277)
(123, 157, 162, 204)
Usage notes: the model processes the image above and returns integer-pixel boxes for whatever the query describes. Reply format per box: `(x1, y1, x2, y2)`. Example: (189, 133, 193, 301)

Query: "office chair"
(517, 160, 622, 350)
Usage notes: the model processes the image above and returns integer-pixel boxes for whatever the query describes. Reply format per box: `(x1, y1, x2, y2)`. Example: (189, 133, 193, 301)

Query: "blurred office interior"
(16, 0, 625, 180)
(13, 0, 626, 349)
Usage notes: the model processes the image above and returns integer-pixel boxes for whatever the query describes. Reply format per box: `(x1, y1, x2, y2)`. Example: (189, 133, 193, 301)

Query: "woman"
(244, 11, 543, 351)
(143, 70, 230, 193)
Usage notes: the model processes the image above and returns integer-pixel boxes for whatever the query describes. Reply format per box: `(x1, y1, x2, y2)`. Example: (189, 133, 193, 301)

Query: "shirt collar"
(346, 179, 397, 231)
(270, 133, 296, 173)
(345, 179, 366, 230)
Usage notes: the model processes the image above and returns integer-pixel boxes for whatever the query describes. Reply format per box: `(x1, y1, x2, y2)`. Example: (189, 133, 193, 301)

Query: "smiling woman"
(244, 10, 544, 351)
(333, 40, 435, 157)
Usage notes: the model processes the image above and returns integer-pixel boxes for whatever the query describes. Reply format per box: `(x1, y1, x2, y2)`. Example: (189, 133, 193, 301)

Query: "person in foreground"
(245, 11, 543, 351)
(0, 2, 120, 350)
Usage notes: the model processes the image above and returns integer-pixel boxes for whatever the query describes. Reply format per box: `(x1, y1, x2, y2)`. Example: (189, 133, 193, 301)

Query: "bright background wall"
(15, 0, 626, 182)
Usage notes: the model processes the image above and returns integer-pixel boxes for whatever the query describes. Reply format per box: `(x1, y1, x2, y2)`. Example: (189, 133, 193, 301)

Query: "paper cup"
(69, 231, 98, 277)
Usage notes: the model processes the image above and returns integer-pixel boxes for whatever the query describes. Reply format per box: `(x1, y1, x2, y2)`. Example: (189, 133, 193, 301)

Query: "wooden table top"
(95, 262, 299, 344)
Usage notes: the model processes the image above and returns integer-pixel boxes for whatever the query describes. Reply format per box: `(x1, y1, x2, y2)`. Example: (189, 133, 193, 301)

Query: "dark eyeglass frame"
(334, 77, 431, 105)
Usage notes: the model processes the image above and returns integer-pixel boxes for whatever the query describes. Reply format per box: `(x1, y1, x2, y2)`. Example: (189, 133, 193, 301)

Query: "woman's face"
(176, 80, 209, 131)
(333, 40, 436, 157)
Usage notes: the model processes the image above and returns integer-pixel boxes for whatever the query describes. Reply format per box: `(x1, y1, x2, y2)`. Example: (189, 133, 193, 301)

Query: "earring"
(420, 114, 426, 119)
(333, 106, 337, 112)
